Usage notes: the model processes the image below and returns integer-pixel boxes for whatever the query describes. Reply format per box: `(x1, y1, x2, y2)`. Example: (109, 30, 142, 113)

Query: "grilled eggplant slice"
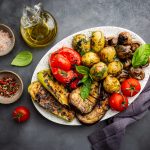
(37, 69, 69, 106)
(69, 82, 99, 114)
(77, 98, 109, 124)
(28, 81, 75, 122)
(90, 81, 100, 99)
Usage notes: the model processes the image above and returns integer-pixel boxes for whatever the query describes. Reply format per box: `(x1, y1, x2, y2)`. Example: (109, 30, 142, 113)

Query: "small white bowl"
(0, 24, 15, 56)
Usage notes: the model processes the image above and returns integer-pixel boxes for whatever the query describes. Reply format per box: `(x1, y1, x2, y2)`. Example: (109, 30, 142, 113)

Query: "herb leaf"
(80, 75, 89, 83)
(11, 50, 33, 67)
(75, 65, 89, 75)
(132, 44, 150, 67)
(80, 78, 92, 100)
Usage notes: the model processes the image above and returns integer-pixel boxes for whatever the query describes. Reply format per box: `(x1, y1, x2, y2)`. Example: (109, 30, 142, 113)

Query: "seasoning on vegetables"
(0, 77, 19, 97)
(0, 30, 12, 52)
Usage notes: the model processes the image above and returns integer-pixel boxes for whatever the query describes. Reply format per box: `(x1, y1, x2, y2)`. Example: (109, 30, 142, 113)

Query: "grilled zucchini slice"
(37, 69, 69, 106)
(28, 81, 75, 122)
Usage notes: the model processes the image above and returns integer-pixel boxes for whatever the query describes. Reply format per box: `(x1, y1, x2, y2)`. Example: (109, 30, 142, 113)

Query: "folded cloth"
(88, 78, 150, 150)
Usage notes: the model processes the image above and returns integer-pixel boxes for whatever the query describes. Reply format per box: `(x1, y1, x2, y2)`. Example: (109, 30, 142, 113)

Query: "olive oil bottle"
(20, 3, 57, 48)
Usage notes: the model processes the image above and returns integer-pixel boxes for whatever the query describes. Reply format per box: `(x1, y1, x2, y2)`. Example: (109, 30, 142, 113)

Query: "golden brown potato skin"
(99, 46, 116, 63)
(72, 34, 90, 54)
(91, 31, 105, 53)
(103, 75, 120, 93)
(90, 62, 108, 81)
(108, 61, 123, 76)
(77, 98, 109, 124)
(82, 52, 100, 67)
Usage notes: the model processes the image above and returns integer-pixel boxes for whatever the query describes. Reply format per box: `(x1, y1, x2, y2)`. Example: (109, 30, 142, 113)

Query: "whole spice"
(0, 30, 12, 52)
(0, 77, 19, 97)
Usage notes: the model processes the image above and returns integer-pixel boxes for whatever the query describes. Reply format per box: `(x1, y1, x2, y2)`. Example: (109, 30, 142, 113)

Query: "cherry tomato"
(109, 93, 128, 112)
(50, 53, 71, 71)
(12, 106, 30, 123)
(51, 68, 77, 84)
(58, 47, 81, 66)
(121, 78, 141, 97)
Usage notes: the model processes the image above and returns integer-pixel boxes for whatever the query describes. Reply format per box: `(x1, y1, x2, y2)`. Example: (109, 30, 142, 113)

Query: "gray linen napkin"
(88, 78, 150, 150)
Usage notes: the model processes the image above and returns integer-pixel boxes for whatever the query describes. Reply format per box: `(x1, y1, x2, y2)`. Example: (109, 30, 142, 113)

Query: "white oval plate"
(31, 26, 150, 125)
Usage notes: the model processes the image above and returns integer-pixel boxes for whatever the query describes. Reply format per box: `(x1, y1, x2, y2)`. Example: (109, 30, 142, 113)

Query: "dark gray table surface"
(1, 0, 150, 150)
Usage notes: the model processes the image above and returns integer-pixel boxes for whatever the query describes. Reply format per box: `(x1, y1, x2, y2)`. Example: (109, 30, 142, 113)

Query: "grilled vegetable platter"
(29, 26, 150, 125)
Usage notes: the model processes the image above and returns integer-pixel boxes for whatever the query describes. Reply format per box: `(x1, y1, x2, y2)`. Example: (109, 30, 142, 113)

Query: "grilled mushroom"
(131, 41, 141, 53)
(118, 32, 132, 45)
(116, 45, 132, 60)
(129, 67, 145, 80)
(117, 70, 129, 83)
(105, 36, 118, 47)
(123, 59, 132, 69)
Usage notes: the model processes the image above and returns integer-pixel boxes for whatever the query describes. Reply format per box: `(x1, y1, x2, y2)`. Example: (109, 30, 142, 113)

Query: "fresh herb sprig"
(132, 44, 150, 67)
(76, 65, 92, 100)
(11, 50, 33, 67)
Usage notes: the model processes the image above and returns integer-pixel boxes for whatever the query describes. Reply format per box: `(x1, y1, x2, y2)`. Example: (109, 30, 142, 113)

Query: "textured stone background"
(0, 0, 150, 150)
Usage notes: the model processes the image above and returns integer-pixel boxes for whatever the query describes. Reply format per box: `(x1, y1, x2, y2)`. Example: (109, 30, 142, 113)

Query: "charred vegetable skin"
(37, 69, 69, 106)
(28, 82, 75, 121)
(69, 82, 99, 114)
(50, 47, 81, 84)
(77, 98, 109, 124)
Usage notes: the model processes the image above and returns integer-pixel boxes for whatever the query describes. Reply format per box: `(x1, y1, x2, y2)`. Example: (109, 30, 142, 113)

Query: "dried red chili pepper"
(0, 77, 19, 98)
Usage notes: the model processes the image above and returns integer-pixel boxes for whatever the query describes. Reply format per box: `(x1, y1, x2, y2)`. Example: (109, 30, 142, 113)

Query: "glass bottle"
(20, 3, 57, 48)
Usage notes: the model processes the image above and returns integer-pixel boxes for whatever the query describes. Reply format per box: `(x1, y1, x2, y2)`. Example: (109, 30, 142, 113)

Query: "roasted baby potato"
(103, 75, 120, 93)
(108, 61, 123, 76)
(77, 98, 109, 124)
(82, 52, 100, 67)
(99, 46, 116, 63)
(90, 62, 108, 81)
(37, 69, 69, 106)
(91, 31, 105, 53)
(28, 82, 75, 122)
(72, 34, 90, 54)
